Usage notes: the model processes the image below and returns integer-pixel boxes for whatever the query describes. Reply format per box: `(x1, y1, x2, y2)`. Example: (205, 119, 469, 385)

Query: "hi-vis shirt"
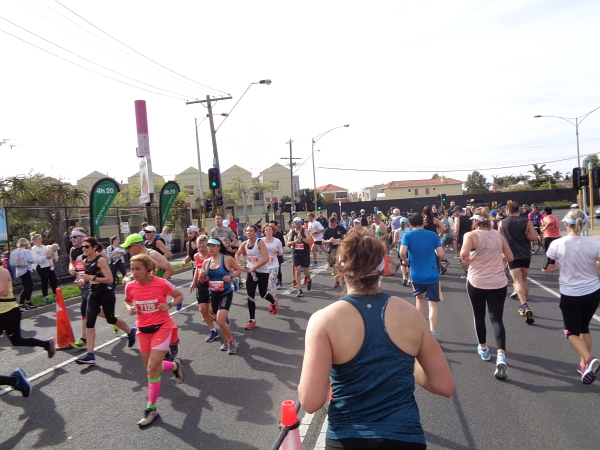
(125, 276, 177, 328)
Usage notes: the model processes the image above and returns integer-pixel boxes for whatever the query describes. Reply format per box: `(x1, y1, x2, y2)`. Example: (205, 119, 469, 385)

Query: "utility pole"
(186, 95, 232, 214)
(282, 139, 300, 216)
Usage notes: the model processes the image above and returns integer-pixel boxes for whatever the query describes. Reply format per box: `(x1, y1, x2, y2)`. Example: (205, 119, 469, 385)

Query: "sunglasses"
(71, 236, 82, 239)
(82, 245, 91, 249)
(144, 231, 153, 234)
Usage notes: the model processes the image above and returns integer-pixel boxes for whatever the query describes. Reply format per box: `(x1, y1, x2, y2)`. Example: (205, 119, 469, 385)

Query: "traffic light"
(273, 201, 279, 212)
(267, 203, 272, 212)
(208, 167, 220, 191)
(437, 194, 441, 204)
(204, 198, 213, 213)
(593, 168, 600, 188)
(214, 195, 223, 207)
(441, 193, 446, 204)
(317, 199, 323, 211)
(573, 167, 588, 190)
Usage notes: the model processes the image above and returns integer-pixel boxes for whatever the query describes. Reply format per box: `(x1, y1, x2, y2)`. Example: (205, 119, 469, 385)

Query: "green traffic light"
(210, 181, 217, 187)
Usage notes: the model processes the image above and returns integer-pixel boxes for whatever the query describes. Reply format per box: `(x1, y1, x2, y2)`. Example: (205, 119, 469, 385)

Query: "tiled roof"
(380, 178, 462, 189)
(316, 184, 348, 192)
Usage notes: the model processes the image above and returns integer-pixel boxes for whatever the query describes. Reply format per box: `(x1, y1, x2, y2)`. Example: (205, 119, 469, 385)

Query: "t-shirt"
(547, 236, 600, 296)
(316, 216, 328, 230)
(323, 226, 346, 248)
(211, 226, 238, 250)
(441, 218, 454, 238)
(401, 229, 441, 284)
(528, 211, 543, 227)
(542, 214, 561, 238)
(262, 238, 283, 270)
(391, 215, 402, 232)
(124, 276, 177, 328)
(501, 216, 530, 260)
(308, 220, 325, 241)
(290, 228, 310, 254)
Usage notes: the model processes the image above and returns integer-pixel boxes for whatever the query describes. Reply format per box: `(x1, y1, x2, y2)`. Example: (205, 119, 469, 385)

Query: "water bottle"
(251, 271, 258, 282)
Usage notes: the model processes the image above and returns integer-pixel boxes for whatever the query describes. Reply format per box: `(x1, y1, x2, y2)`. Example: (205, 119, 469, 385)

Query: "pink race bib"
(209, 281, 224, 291)
(295, 244, 304, 250)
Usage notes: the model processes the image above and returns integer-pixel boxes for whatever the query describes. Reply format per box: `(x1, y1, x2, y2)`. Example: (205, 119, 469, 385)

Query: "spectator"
(161, 226, 173, 252)
(10, 238, 37, 311)
(107, 235, 127, 288)
(31, 234, 58, 304)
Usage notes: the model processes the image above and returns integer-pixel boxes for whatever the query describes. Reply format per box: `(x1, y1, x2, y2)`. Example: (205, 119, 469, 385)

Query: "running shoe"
(402, 278, 408, 287)
(290, 280, 298, 287)
(303, 277, 309, 285)
(440, 266, 447, 275)
(44, 297, 53, 304)
(138, 408, 159, 428)
(19, 306, 28, 313)
(113, 315, 121, 334)
(525, 310, 534, 325)
(307, 279, 312, 291)
(233, 277, 239, 292)
(460, 274, 467, 279)
(228, 339, 237, 355)
(220, 340, 229, 351)
(176, 301, 183, 311)
(276, 282, 282, 290)
(70, 338, 86, 349)
(245, 320, 257, 330)
(296, 289, 304, 298)
(25, 302, 37, 309)
(127, 328, 137, 348)
(46, 337, 56, 359)
(172, 358, 184, 384)
(11, 369, 31, 398)
(75, 353, 96, 365)
(495, 354, 508, 380)
(518, 304, 527, 316)
(577, 364, 585, 375)
(477, 345, 490, 361)
(205, 329, 219, 342)
(581, 356, 600, 385)
(271, 298, 279, 315)
(509, 291, 518, 299)
(168, 341, 179, 360)
(310, 261, 318, 267)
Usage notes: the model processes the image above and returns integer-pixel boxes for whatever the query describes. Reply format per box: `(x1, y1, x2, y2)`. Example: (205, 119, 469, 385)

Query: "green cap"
(121, 234, 143, 248)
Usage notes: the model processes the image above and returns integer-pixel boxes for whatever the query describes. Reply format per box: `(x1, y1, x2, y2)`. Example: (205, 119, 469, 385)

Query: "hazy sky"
(2, 0, 600, 194)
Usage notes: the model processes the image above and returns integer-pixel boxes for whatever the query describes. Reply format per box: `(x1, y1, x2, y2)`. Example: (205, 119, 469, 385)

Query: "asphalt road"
(2, 239, 600, 449)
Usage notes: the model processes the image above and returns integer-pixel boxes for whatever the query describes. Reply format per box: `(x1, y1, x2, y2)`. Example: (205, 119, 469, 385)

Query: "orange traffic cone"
(55, 288, 75, 349)
(382, 242, 392, 276)
(279, 400, 302, 450)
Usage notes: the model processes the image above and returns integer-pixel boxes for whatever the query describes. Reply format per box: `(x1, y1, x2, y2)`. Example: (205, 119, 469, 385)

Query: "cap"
(143, 226, 156, 232)
(490, 209, 497, 215)
(187, 225, 199, 233)
(360, 209, 365, 213)
(400, 217, 409, 224)
(342, 212, 347, 216)
(222, 219, 230, 227)
(293, 217, 303, 224)
(453, 206, 464, 213)
(121, 234, 143, 248)
(351, 211, 356, 214)
(353, 218, 361, 223)
(531, 203, 538, 208)
(571, 203, 580, 208)
(207, 238, 221, 246)
(437, 210, 445, 215)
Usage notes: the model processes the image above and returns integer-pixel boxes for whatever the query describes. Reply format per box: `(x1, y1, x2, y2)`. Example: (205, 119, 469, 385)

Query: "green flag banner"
(159, 181, 180, 230)
(89, 178, 120, 236)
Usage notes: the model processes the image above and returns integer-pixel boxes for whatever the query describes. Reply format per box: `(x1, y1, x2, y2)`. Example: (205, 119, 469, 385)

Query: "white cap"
(222, 219, 230, 227)
(571, 203, 580, 208)
(143, 226, 156, 232)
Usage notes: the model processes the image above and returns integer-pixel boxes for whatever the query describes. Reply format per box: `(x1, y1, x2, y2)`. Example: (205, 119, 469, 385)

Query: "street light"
(534, 106, 600, 213)
(216, 79, 272, 133)
(311, 124, 349, 211)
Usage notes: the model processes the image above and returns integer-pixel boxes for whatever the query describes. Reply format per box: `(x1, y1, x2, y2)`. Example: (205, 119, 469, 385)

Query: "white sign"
(120, 222, 129, 233)
(139, 156, 155, 204)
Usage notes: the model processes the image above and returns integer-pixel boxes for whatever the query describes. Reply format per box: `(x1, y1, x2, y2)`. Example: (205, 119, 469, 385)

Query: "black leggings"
(543, 237, 560, 251)
(326, 438, 426, 449)
(36, 266, 58, 297)
(86, 289, 117, 328)
(559, 288, 600, 337)
(277, 255, 284, 283)
(0, 306, 50, 349)
(466, 281, 507, 350)
(246, 271, 275, 320)
(19, 271, 33, 304)
(109, 261, 127, 288)
(0, 374, 17, 387)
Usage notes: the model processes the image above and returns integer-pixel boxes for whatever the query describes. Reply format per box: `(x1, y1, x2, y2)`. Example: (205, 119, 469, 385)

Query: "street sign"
(120, 222, 129, 233)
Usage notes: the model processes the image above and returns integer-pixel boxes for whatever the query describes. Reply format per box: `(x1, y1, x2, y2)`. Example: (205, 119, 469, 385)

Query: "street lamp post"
(534, 106, 600, 215)
(311, 124, 349, 211)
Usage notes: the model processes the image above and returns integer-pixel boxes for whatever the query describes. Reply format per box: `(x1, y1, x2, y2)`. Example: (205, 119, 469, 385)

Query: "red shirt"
(125, 276, 177, 328)
(229, 221, 238, 233)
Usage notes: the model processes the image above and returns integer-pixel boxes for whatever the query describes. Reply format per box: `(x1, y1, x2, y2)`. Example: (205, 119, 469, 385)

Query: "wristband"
(169, 301, 173, 308)
(93, 276, 97, 281)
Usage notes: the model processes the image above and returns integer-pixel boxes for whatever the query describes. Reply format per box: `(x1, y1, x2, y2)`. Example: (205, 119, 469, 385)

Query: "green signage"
(89, 178, 120, 236)
(159, 181, 180, 230)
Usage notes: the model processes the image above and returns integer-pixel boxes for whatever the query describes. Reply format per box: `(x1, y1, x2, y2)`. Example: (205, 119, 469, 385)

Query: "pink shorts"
(137, 326, 174, 353)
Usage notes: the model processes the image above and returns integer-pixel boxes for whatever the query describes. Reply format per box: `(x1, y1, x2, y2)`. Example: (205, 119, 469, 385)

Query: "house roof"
(380, 177, 462, 189)
(317, 184, 348, 193)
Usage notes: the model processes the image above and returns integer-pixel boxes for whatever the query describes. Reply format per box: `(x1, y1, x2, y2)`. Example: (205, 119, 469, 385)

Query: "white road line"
(528, 276, 600, 323)
(0, 284, 195, 397)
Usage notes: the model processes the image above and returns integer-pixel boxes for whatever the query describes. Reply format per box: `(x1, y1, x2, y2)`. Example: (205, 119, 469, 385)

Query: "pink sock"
(147, 377, 161, 406)
(162, 361, 175, 372)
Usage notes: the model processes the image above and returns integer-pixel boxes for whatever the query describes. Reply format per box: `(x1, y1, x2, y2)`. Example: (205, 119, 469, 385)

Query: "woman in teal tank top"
(299, 233, 455, 449)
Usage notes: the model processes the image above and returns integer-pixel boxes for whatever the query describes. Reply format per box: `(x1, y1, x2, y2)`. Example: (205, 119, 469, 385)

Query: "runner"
(423, 206, 445, 275)
(75, 237, 136, 366)
(316, 210, 329, 230)
(10, 239, 36, 311)
(323, 216, 346, 288)
(452, 206, 471, 279)
(287, 217, 312, 298)
(307, 212, 326, 267)
(400, 213, 445, 338)
(544, 209, 600, 384)
(143, 226, 172, 259)
(123, 254, 184, 427)
(211, 214, 238, 253)
(261, 222, 283, 307)
(269, 220, 286, 289)
(528, 204, 543, 252)
(540, 206, 561, 250)
(393, 216, 411, 286)
(1, 258, 56, 360)
(498, 201, 537, 324)
(189, 235, 219, 342)
(299, 232, 454, 449)
(181, 225, 202, 311)
(198, 238, 244, 354)
(235, 224, 278, 330)
(461, 208, 514, 380)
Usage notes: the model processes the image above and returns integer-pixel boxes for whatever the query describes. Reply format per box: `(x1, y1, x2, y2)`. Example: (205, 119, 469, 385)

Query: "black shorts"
(313, 240, 323, 246)
(196, 282, 210, 304)
(292, 252, 311, 269)
(210, 291, 234, 313)
(559, 288, 600, 337)
(508, 258, 531, 270)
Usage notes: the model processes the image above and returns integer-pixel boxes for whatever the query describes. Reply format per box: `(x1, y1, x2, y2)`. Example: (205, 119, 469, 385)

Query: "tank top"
(543, 214, 561, 238)
(194, 251, 210, 286)
(206, 254, 232, 295)
(245, 239, 270, 274)
(145, 250, 165, 278)
(291, 229, 310, 254)
(85, 255, 110, 292)
(467, 230, 508, 290)
(187, 239, 198, 262)
(458, 215, 472, 238)
(0, 269, 17, 314)
(328, 292, 425, 445)
(262, 238, 281, 270)
(501, 216, 531, 259)
(145, 237, 166, 255)
(424, 217, 437, 233)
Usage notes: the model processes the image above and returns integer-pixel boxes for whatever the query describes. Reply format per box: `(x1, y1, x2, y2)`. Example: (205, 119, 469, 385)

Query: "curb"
(21, 265, 194, 319)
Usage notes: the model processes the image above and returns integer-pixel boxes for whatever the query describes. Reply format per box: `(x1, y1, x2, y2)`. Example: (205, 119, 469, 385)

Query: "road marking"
(281, 263, 329, 295)
(0, 284, 195, 397)
(528, 277, 600, 323)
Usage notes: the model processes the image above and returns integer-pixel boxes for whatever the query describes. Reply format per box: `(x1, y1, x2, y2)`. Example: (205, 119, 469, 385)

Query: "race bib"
(209, 281, 225, 291)
(136, 299, 159, 313)
(73, 260, 85, 271)
(248, 256, 259, 263)
(295, 244, 304, 250)
(332, 239, 341, 245)
(195, 258, 204, 268)
(269, 256, 275, 263)
(220, 237, 227, 244)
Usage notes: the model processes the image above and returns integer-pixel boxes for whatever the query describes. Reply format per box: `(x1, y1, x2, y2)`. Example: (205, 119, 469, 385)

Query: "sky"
(1, 0, 600, 195)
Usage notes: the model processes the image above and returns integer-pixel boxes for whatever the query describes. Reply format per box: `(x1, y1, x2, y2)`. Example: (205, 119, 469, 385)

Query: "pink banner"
(135, 100, 150, 157)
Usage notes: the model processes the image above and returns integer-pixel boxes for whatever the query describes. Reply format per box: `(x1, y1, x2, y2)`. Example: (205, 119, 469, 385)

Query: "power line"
(53, 0, 229, 97)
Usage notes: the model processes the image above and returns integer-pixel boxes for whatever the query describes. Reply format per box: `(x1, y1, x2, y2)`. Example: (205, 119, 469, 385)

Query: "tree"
(582, 154, 599, 169)
(464, 171, 491, 194)
(431, 173, 440, 179)
(528, 164, 550, 181)
(551, 171, 563, 182)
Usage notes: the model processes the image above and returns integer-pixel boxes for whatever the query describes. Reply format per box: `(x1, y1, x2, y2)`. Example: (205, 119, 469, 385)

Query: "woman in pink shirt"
(461, 207, 514, 380)
(540, 206, 561, 250)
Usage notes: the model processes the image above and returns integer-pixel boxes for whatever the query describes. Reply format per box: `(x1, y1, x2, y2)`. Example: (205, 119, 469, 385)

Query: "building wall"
(383, 183, 462, 200)
(174, 168, 209, 197)
(77, 171, 110, 193)
(259, 164, 299, 201)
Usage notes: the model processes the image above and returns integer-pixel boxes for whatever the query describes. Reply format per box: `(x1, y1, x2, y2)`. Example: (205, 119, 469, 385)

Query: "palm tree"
(552, 171, 563, 182)
(528, 164, 550, 181)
